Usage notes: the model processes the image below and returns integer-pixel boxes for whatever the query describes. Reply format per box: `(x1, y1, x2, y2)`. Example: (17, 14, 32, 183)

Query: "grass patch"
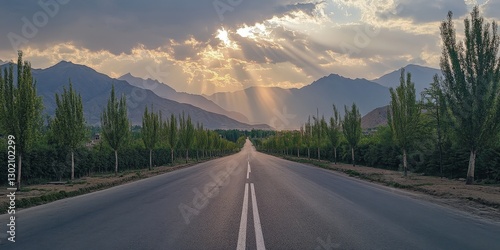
(345, 169, 361, 177)
(68, 180, 87, 185)
(19, 187, 32, 192)
(414, 183, 434, 187)
(386, 182, 412, 189)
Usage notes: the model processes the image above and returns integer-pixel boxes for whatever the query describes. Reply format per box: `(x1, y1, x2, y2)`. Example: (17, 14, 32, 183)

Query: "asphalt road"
(1, 139, 499, 249)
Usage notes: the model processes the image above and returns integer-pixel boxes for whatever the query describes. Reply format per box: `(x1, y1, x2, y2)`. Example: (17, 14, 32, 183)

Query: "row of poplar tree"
(256, 7, 500, 184)
(0, 52, 239, 190)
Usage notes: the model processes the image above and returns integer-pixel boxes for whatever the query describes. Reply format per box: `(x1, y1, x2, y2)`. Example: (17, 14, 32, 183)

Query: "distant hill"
(2, 61, 271, 130)
(361, 106, 389, 129)
(118, 73, 249, 123)
(371, 64, 442, 96)
(1, 60, 442, 131)
(207, 74, 391, 129)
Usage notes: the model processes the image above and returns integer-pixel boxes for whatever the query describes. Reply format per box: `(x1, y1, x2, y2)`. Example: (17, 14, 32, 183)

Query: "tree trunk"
(334, 147, 337, 164)
(437, 108, 443, 178)
(403, 149, 408, 177)
(466, 150, 476, 185)
(149, 149, 152, 170)
(307, 148, 310, 159)
(439, 142, 443, 178)
(317, 147, 320, 160)
(186, 149, 189, 163)
(171, 148, 174, 165)
(114, 150, 118, 175)
(16, 154, 22, 191)
(351, 147, 355, 166)
(297, 148, 300, 158)
(71, 150, 75, 180)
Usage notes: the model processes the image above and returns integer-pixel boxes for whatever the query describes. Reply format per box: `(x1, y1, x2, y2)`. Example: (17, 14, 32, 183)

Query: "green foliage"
(178, 113, 195, 162)
(141, 106, 160, 170)
(168, 114, 178, 162)
(52, 81, 86, 150)
(388, 69, 424, 176)
(342, 103, 362, 166)
(440, 6, 500, 184)
(312, 111, 328, 160)
(236, 135, 246, 147)
(0, 51, 43, 190)
(100, 85, 130, 174)
(292, 129, 302, 157)
(51, 81, 86, 179)
(328, 104, 342, 163)
(304, 116, 312, 158)
(195, 123, 209, 158)
(215, 129, 247, 142)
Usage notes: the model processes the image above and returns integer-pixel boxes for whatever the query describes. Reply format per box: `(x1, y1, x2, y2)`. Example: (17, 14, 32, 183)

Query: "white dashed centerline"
(246, 161, 251, 179)
(237, 162, 266, 250)
(236, 183, 249, 250)
(251, 183, 266, 250)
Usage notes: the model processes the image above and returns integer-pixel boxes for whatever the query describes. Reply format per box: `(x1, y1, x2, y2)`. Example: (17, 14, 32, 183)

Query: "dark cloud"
(377, 0, 467, 23)
(483, 0, 500, 20)
(274, 2, 323, 17)
(169, 39, 208, 61)
(327, 24, 437, 59)
(0, 0, 319, 54)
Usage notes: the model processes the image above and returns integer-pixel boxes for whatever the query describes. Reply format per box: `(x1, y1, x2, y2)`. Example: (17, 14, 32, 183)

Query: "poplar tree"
(168, 114, 178, 164)
(101, 85, 130, 175)
(195, 123, 208, 159)
(422, 75, 448, 177)
(142, 106, 160, 170)
(342, 103, 362, 166)
(52, 81, 86, 180)
(304, 116, 312, 158)
(179, 113, 195, 163)
(0, 51, 43, 190)
(440, 7, 500, 184)
(312, 109, 321, 160)
(328, 104, 342, 164)
(388, 69, 423, 177)
(293, 129, 302, 157)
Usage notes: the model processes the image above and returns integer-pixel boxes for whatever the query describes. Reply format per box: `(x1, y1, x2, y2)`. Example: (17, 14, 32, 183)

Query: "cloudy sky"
(0, 0, 497, 94)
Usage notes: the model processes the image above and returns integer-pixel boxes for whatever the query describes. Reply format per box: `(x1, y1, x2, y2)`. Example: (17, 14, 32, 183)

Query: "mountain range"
(118, 73, 249, 123)
(205, 64, 441, 129)
(361, 105, 389, 129)
(1, 61, 271, 130)
(206, 75, 390, 129)
(371, 64, 442, 97)
(1, 60, 442, 130)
